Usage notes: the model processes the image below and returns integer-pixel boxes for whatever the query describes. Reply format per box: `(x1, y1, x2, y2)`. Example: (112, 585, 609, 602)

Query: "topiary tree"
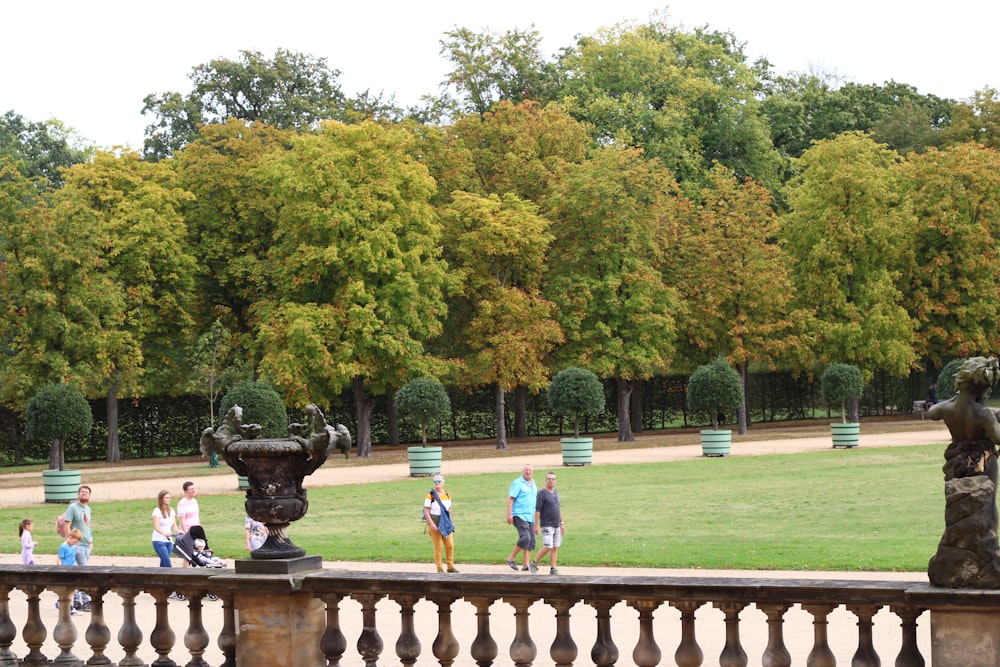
(25, 383, 94, 471)
(686, 357, 744, 430)
(219, 379, 287, 438)
(547, 367, 605, 438)
(821, 363, 865, 423)
(936, 358, 964, 401)
(394, 378, 452, 446)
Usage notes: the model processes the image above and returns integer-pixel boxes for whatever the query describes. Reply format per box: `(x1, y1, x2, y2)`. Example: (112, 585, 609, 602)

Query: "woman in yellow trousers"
(423, 475, 457, 573)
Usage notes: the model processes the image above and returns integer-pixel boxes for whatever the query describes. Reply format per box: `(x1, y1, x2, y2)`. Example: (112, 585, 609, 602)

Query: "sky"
(3, 1, 997, 150)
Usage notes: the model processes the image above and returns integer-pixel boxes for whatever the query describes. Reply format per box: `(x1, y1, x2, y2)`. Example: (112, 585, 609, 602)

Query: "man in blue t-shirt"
(504, 464, 538, 573)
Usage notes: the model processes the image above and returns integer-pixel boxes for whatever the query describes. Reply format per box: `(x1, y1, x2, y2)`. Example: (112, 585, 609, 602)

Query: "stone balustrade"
(3, 563, 1000, 666)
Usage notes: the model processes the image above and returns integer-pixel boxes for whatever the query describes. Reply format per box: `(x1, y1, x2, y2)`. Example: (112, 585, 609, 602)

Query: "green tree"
(182, 319, 250, 428)
(547, 367, 605, 438)
(544, 145, 684, 441)
(686, 357, 744, 430)
(820, 363, 865, 423)
(780, 132, 916, 379)
(253, 121, 451, 457)
(943, 87, 1000, 150)
(0, 110, 92, 185)
(394, 378, 451, 446)
(674, 164, 805, 433)
(25, 383, 94, 471)
(441, 191, 563, 449)
(142, 49, 349, 159)
(898, 143, 1000, 365)
(219, 379, 287, 437)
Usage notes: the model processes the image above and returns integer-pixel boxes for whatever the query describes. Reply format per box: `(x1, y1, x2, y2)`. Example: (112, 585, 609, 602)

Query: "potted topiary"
(821, 363, 865, 448)
(25, 383, 94, 503)
(395, 378, 452, 477)
(686, 358, 744, 456)
(219, 379, 288, 488)
(547, 367, 605, 466)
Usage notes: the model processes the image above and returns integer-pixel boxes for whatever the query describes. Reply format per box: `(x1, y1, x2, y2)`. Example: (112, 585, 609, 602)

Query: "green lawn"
(4, 444, 945, 572)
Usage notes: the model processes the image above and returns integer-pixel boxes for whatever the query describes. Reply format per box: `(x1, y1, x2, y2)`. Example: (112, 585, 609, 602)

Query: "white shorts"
(541, 525, 562, 548)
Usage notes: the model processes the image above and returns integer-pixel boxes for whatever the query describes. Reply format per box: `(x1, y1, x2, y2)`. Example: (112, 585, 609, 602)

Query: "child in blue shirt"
(56, 529, 82, 615)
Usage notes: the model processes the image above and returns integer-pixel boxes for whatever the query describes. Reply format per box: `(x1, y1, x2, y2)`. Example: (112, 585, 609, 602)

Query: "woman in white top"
(151, 490, 179, 567)
(423, 475, 457, 573)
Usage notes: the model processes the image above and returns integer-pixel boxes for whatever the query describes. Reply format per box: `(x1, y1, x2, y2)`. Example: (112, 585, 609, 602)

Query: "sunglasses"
(433, 479, 444, 483)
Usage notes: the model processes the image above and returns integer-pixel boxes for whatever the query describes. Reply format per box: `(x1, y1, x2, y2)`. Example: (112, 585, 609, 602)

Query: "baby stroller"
(172, 526, 225, 601)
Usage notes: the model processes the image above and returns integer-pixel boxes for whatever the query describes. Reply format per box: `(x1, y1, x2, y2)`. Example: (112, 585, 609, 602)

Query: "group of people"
(422, 463, 565, 575)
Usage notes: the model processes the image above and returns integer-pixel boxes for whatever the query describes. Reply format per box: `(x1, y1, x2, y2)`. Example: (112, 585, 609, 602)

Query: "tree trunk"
(737, 361, 749, 435)
(848, 397, 860, 423)
(629, 379, 644, 435)
(387, 395, 400, 446)
(514, 385, 528, 438)
(353, 376, 373, 457)
(495, 383, 507, 450)
(49, 438, 64, 471)
(106, 377, 121, 463)
(616, 377, 635, 442)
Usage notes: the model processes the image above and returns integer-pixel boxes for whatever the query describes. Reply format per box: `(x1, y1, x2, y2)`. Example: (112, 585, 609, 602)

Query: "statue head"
(954, 357, 1000, 395)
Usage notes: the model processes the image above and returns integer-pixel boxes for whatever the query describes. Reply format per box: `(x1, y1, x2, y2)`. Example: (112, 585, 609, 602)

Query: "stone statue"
(288, 403, 352, 459)
(927, 356, 1000, 587)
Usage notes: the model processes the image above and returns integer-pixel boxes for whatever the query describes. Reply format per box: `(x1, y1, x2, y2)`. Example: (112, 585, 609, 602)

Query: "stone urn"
(200, 403, 351, 560)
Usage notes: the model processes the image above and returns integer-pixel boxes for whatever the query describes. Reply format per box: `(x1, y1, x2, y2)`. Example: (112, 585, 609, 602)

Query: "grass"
(2, 441, 945, 572)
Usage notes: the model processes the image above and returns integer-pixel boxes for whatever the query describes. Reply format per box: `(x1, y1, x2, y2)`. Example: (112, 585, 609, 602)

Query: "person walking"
(176, 481, 201, 533)
(532, 471, 565, 575)
(64, 485, 93, 611)
(151, 490, 179, 567)
(423, 474, 458, 573)
(19, 518, 36, 565)
(504, 464, 538, 573)
(56, 528, 83, 615)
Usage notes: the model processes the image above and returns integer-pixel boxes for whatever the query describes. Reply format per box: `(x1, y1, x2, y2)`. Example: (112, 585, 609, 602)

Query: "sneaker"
(550, 568, 559, 575)
(447, 566, 459, 573)
(504, 558, 518, 571)
(528, 561, 538, 574)
(70, 607, 79, 616)
(77, 603, 91, 613)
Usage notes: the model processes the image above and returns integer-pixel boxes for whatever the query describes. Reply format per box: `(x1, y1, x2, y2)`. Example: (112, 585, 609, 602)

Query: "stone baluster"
(391, 594, 421, 666)
(429, 595, 461, 667)
(628, 599, 661, 667)
(217, 592, 237, 667)
(547, 598, 579, 667)
(0, 586, 16, 667)
(19, 585, 48, 667)
(757, 603, 792, 667)
(182, 593, 210, 667)
(889, 605, 925, 667)
(715, 602, 748, 667)
(117, 587, 144, 667)
(670, 600, 704, 667)
(148, 591, 176, 667)
(319, 594, 347, 667)
(83, 588, 112, 667)
(466, 596, 498, 667)
(353, 593, 384, 667)
(801, 604, 837, 667)
(51, 586, 80, 667)
(588, 599, 619, 667)
(846, 604, 882, 667)
(504, 597, 537, 667)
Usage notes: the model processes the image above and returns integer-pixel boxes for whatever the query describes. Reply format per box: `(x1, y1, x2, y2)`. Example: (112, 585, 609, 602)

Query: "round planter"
(42, 469, 82, 503)
(831, 422, 860, 448)
(701, 430, 732, 457)
(408, 446, 442, 477)
(238, 475, 250, 490)
(560, 437, 593, 466)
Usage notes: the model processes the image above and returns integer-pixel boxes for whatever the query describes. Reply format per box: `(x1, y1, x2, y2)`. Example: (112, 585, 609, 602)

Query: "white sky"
(3, 1, 996, 150)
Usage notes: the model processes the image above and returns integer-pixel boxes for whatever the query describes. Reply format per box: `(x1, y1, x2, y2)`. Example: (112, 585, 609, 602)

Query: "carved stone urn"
(200, 403, 351, 560)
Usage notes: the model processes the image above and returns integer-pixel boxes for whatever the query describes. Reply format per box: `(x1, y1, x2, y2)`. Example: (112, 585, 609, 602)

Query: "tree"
(142, 49, 349, 159)
(547, 367, 605, 438)
(183, 319, 250, 428)
(544, 145, 685, 442)
(686, 357, 744, 430)
(780, 132, 916, 379)
(821, 363, 865, 423)
(440, 191, 562, 449)
(394, 378, 451, 446)
(219, 379, 287, 438)
(943, 87, 1000, 150)
(0, 110, 91, 185)
(673, 163, 805, 433)
(898, 143, 1000, 365)
(25, 383, 93, 471)
(253, 121, 451, 457)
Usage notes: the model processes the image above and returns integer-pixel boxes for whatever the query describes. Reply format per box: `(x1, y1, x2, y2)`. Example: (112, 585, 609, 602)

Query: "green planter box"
(831, 422, 860, 448)
(560, 437, 593, 466)
(238, 475, 250, 490)
(42, 469, 82, 503)
(408, 446, 442, 477)
(700, 430, 732, 457)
